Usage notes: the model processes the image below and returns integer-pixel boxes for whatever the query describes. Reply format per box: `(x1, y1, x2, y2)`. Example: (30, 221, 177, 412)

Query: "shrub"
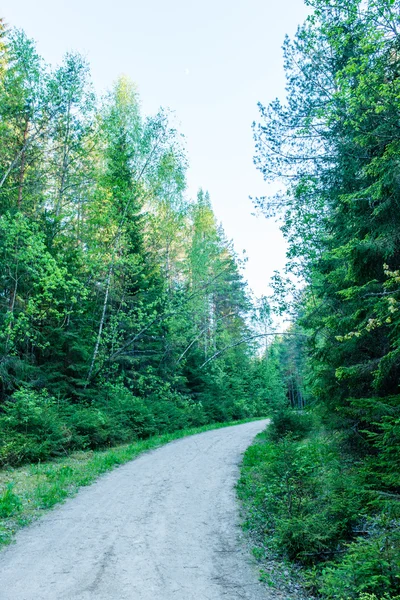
(98, 384, 157, 440)
(319, 526, 400, 599)
(0, 389, 72, 465)
(239, 432, 361, 563)
(358, 595, 400, 600)
(65, 405, 113, 449)
(239, 422, 400, 599)
(267, 406, 315, 442)
(0, 484, 22, 517)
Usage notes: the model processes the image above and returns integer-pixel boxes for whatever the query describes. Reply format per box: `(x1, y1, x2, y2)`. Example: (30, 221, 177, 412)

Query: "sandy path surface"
(0, 420, 272, 600)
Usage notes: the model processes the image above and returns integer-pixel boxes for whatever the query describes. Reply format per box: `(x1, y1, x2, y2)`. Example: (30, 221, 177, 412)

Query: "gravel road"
(0, 420, 272, 600)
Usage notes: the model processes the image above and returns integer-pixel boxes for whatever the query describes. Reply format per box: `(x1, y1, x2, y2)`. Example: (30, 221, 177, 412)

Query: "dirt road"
(0, 420, 271, 600)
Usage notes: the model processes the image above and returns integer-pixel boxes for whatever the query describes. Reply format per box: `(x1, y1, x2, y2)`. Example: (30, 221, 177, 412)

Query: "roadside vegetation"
(239, 405, 400, 600)
(241, 1, 400, 596)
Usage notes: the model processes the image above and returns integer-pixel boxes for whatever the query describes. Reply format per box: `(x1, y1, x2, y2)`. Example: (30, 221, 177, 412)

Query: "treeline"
(0, 22, 272, 466)
(241, 1, 400, 599)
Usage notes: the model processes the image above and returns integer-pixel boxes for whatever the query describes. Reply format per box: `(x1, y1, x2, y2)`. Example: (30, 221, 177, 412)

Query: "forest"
(1, 0, 400, 598)
(0, 18, 279, 468)
(239, 0, 400, 599)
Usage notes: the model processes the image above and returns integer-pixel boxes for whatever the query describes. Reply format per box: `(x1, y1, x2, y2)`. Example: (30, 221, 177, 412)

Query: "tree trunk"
(85, 264, 113, 386)
(17, 118, 29, 209)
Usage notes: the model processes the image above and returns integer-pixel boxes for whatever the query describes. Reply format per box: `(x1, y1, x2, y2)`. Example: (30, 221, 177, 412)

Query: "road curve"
(0, 420, 272, 600)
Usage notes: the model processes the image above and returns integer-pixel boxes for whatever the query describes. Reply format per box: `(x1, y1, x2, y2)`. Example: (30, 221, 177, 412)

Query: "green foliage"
(0, 23, 276, 470)
(358, 594, 400, 600)
(0, 379, 255, 467)
(240, 416, 400, 598)
(267, 406, 315, 442)
(0, 484, 21, 518)
(0, 390, 71, 465)
(239, 428, 362, 565)
(319, 526, 400, 599)
(250, 0, 400, 597)
(254, 0, 400, 442)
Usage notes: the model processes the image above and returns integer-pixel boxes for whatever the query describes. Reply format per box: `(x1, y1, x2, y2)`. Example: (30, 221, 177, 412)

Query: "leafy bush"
(99, 384, 157, 440)
(0, 384, 208, 466)
(267, 406, 315, 442)
(239, 430, 362, 564)
(358, 595, 400, 600)
(0, 390, 72, 464)
(180, 398, 207, 428)
(319, 526, 400, 599)
(64, 405, 114, 449)
(0, 371, 250, 468)
(0, 484, 22, 517)
(239, 423, 400, 599)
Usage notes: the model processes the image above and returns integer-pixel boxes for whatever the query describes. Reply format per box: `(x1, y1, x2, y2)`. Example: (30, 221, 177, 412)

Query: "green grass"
(0, 417, 265, 549)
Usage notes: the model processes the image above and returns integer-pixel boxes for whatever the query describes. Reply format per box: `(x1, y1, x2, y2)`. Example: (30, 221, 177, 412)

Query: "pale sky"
(3, 0, 309, 298)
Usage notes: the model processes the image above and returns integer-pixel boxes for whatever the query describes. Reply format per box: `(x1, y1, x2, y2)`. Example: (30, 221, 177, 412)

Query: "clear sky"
(3, 0, 308, 298)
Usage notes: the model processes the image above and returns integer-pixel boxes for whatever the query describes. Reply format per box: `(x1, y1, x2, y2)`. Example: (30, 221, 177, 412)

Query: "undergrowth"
(238, 409, 400, 600)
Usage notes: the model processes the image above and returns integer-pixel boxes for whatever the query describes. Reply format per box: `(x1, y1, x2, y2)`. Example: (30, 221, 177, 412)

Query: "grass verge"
(0, 417, 264, 550)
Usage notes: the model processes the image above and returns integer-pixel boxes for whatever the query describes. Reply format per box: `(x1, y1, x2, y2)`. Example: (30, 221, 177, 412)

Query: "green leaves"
(0, 213, 85, 360)
(252, 1, 400, 596)
(0, 22, 268, 465)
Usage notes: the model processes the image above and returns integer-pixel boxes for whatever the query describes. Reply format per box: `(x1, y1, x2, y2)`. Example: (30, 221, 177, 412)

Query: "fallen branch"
(200, 332, 307, 368)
